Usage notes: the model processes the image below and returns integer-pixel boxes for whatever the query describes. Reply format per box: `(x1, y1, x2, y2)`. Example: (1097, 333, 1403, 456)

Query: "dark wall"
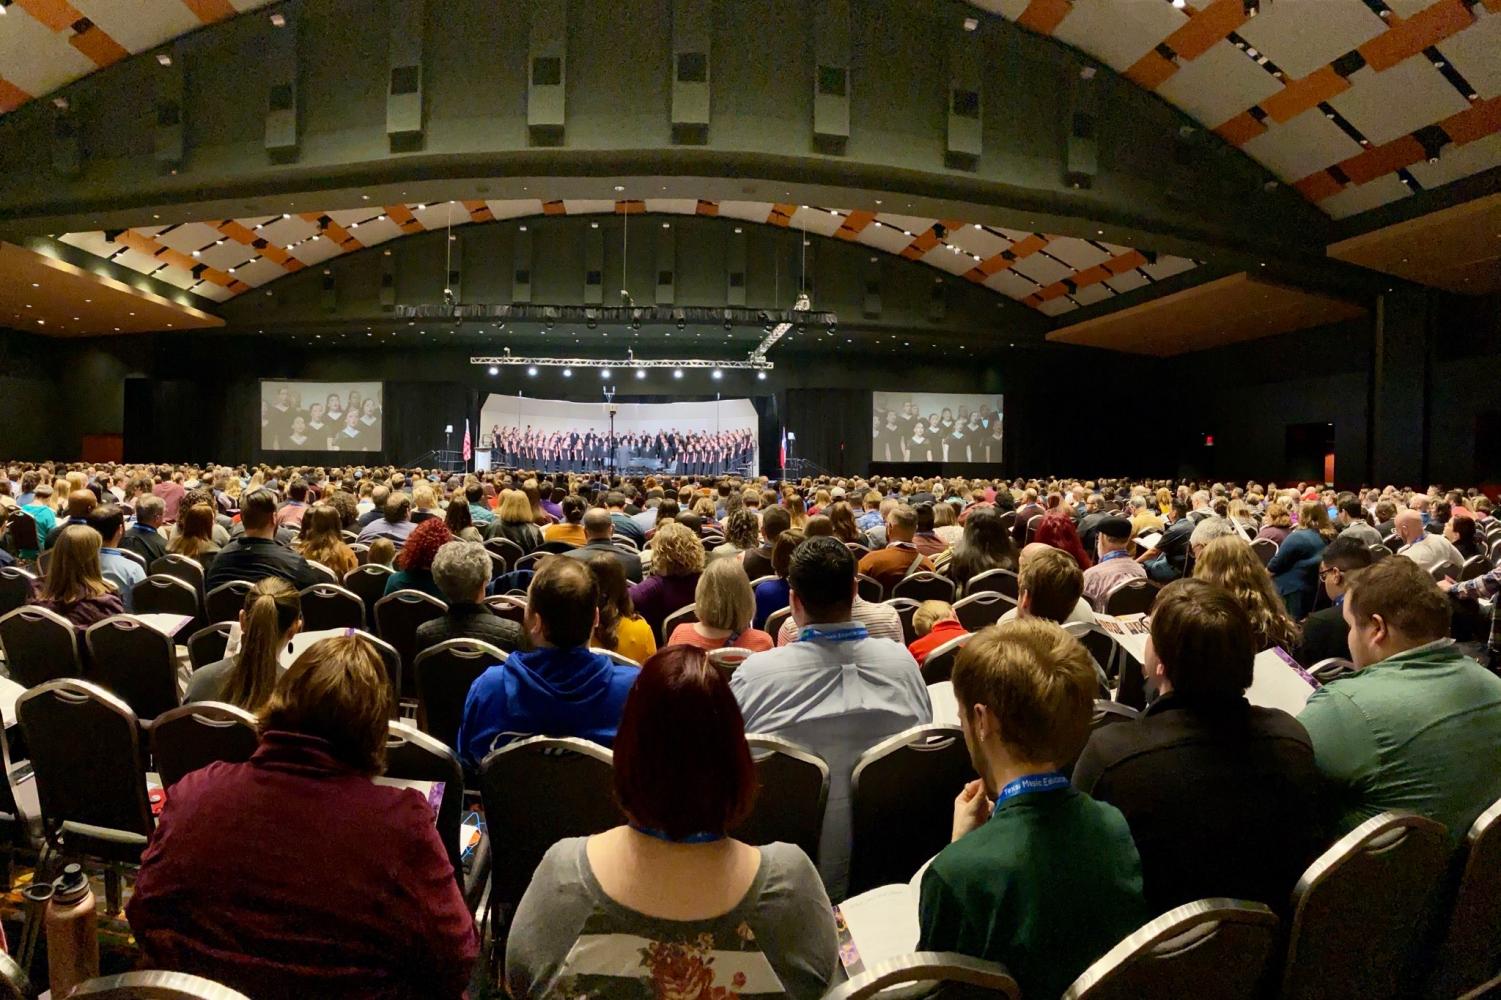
(0, 331, 62, 459)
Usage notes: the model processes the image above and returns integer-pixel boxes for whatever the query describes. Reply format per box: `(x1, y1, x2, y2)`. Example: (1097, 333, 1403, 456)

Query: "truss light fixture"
(562, 367, 573, 378)
(156, 52, 172, 66)
(674, 368, 684, 379)
(270, 11, 286, 27)
(636, 369, 647, 379)
(963, 16, 978, 30)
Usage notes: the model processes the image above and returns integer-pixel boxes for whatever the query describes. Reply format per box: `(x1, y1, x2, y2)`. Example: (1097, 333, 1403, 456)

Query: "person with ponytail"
(186, 577, 302, 712)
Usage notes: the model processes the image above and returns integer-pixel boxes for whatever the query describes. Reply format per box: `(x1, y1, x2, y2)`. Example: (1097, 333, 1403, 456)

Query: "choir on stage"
(486, 426, 755, 475)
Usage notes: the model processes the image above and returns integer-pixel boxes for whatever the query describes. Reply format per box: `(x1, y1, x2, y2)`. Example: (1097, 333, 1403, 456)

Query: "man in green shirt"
(1299, 556, 1501, 842)
(918, 620, 1147, 1000)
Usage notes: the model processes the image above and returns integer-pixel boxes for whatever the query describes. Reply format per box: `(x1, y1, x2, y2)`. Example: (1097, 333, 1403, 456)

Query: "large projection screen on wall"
(260, 381, 385, 452)
(872, 391, 1003, 464)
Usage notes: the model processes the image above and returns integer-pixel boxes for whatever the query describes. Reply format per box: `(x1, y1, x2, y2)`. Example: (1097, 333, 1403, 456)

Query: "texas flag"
(462, 419, 472, 462)
(779, 426, 787, 470)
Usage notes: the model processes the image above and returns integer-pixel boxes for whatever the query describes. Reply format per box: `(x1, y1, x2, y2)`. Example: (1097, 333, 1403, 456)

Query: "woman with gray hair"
(414, 540, 524, 655)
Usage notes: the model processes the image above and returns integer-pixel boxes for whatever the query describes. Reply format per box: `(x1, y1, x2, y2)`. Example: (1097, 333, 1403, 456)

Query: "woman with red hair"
(505, 646, 840, 999)
(1035, 512, 1094, 570)
(383, 518, 453, 599)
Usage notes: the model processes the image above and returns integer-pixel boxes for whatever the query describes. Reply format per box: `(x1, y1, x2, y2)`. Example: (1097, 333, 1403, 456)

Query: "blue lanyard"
(797, 624, 870, 643)
(1099, 550, 1131, 563)
(994, 771, 1069, 807)
(630, 824, 724, 845)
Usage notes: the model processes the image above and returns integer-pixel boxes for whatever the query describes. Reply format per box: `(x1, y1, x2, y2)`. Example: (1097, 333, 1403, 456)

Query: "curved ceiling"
(56, 199, 1200, 316)
(969, 0, 1501, 219)
(0, 0, 275, 113)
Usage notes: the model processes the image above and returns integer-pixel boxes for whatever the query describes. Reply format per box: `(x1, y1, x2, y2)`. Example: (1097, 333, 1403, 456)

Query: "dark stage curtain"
(785, 388, 871, 475)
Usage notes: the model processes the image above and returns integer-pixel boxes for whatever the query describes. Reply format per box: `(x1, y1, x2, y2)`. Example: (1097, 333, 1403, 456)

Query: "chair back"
(414, 639, 508, 750)
(16, 679, 153, 862)
(1104, 578, 1156, 616)
(1460, 555, 1492, 582)
(886, 597, 922, 645)
(6, 512, 38, 555)
(374, 590, 448, 699)
(1281, 811, 1451, 1000)
(1308, 657, 1356, 683)
(186, 621, 233, 671)
(964, 567, 1019, 599)
(149, 554, 205, 598)
(855, 573, 884, 604)
(514, 551, 549, 573)
(822, 952, 1020, 1000)
(892, 571, 955, 604)
(132, 575, 201, 619)
(591, 647, 642, 668)
(0, 605, 80, 687)
(0, 952, 28, 1000)
(952, 590, 1013, 631)
(1061, 899, 1279, 1000)
(60, 970, 253, 999)
(204, 580, 253, 623)
(298, 583, 365, 631)
(485, 536, 524, 571)
(921, 631, 973, 684)
(480, 736, 617, 925)
(848, 724, 974, 896)
(150, 702, 259, 788)
(0, 566, 36, 617)
(537, 540, 579, 555)
(613, 536, 640, 553)
(1429, 559, 1460, 582)
(846, 542, 871, 559)
(1025, 513, 1044, 544)
(84, 615, 181, 721)
(37, 548, 55, 577)
(706, 646, 752, 678)
(1092, 700, 1140, 728)
(385, 721, 466, 880)
(349, 542, 370, 565)
(765, 606, 793, 642)
(1424, 797, 1501, 999)
(738, 734, 829, 864)
(1250, 537, 1278, 565)
(304, 560, 339, 585)
(343, 564, 395, 622)
(661, 603, 698, 642)
(483, 594, 528, 626)
(1369, 544, 1391, 561)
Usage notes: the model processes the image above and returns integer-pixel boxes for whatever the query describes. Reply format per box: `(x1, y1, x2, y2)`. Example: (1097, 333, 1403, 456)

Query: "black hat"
(1098, 516, 1133, 541)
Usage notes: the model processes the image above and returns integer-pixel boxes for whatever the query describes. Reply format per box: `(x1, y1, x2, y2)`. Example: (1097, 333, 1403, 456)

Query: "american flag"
(462, 419, 472, 462)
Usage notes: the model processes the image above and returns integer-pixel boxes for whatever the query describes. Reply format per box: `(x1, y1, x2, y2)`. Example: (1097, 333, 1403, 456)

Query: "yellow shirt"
(611, 615, 657, 666)
(544, 522, 587, 546)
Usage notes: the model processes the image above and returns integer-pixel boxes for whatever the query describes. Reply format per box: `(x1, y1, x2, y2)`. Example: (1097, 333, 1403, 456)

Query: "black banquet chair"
(921, 631, 973, 684)
(952, 590, 1013, 632)
(660, 604, 698, 644)
(373, 590, 448, 700)
(1422, 795, 1501, 999)
(385, 720, 486, 904)
(1104, 578, 1155, 617)
(150, 702, 260, 788)
(963, 567, 1018, 599)
(0, 566, 36, 618)
(84, 615, 181, 722)
(344, 564, 395, 623)
(0, 606, 80, 688)
(131, 575, 201, 620)
(823, 953, 1019, 1000)
(891, 572, 955, 604)
(886, 597, 922, 646)
(186, 621, 233, 672)
(62, 971, 253, 999)
(847, 724, 974, 897)
(148, 554, 206, 599)
(297, 583, 366, 631)
(737, 734, 829, 865)
(413, 638, 508, 752)
(204, 580, 253, 624)
(1060, 899, 1279, 1000)
(855, 573, 884, 604)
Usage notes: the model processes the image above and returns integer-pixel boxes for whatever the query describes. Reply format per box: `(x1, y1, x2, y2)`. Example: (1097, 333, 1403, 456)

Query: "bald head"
(1395, 509, 1425, 543)
(65, 489, 98, 519)
(582, 507, 615, 540)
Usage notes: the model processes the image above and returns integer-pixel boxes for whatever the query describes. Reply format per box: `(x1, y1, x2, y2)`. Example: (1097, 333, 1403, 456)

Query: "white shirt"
(1000, 596, 1096, 628)
(732, 624, 932, 900)
(1400, 533, 1464, 571)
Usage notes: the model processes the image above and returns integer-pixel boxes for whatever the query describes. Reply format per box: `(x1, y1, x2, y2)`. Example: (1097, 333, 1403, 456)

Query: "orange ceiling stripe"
(616, 199, 646, 214)
(384, 205, 422, 234)
(320, 221, 362, 251)
(155, 247, 197, 271)
(835, 210, 875, 239)
(462, 200, 494, 223)
(1214, 111, 1267, 146)
(1294, 170, 1345, 203)
(1105, 250, 1148, 275)
(541, 200, 566, 215)
(695, 200, 719, 216)
(1033, 282, 1071, 302)
(1360, 0, 1474, 72)
(768, 204, 797, 226)
(1164, 0, 1246, 61)
(1009, 234, 1049, 259)
(974, 254, 1014, 276)
(1260, 66, 1351, 125)
(1441, 95, 1501, 146)
(1338, 135, 1425, 186)
(1015, 0, 1071, 35)
(0, 78, 31, 114)
(962, 267, 988, 283)
(14, 0, 81, 32)
(1072, 263, 1113, 288)
(180, 0, 237, 23)
(215, 221, 257, 244)
(114, 231, 160, 256)
(69, 23, 129, 69)
(1124, 51, 1178, 91)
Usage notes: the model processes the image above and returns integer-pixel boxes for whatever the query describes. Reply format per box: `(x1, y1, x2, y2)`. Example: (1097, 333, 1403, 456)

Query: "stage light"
(600, 368, 612, 378)
(488, 366, 499, 375)
(636, 369, 646, 379)
(712, 369, 723, 380)
(673, 368, 684, 379)
(757, 371, 766, 381)
(562, 368, 573, 378)
(527, 366, 538, 376)
(676, 319, 685, 330)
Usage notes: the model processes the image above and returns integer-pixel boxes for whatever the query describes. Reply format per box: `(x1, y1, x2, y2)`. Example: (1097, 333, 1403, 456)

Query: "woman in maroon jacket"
(26, 524, 124, 627)
(128, 635, 478, 999)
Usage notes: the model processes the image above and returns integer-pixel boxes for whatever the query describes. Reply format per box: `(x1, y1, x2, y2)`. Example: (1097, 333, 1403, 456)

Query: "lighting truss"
(470, 355, 773, 370)
(396, 303, 834, 328)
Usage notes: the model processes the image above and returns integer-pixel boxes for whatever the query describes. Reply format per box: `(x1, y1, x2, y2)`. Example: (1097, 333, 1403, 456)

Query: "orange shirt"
(908, 619, 970, 667)
(666, 624, 775, 653)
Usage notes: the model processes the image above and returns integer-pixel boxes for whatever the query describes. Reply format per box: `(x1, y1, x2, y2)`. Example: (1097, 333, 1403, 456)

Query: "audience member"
(1267, 502, 1334, 619)
(121, 493, 168, 565)
(857, 504, 934, 592)
(753, 528, 801, 630)
(605, 492, 646, 547)
(742, 505, 789, 580)
(384, 518, 453, 599)
(167, 503, 222, 564)
(129, 635, 477, 999)
(458, 557, 640, 766)
(919, 620, 1146, 1000)
(561, 508, 642, 582)
(85, 504, 145, 611)
(1255, 502, 1292, 546)
(356, 492, 416, 547)
(710, 508, 761, 563)
(1081, 516, 1145, 611)
(1001, 545, 1093, 629)
(629, 521, 704, 639)
(443, 496, 484, 543)
(1193, 536, 1300, 651)
(415, 541, 524, 653)
(1074, 580, 1323, 914)
(1445, 514, 1483, 561)
(543, 495, 588, 546)
(355, 485, 391, 528)
(1337, 499, 1382, 546)
(732, 536, 931, 897)
(43, 489, 98, 550)
(27, 524, 125, 628)
(488, 489, 544, 553)
(186, 577, 301, 710)
(907, 600, 969, 668)
(946, 506, 1019, 596)
(1034, 510, 1093, 569)
(151, 468, 187, 523)
(1296, 537, 1371, 666)
(294, 504, 357, 580)
(366, 537, 396, 569)
(1299, 556, 1501, 842)
(16, 481, 56, 560)
(586, 552, 657, 666)
(506, 646, 839, 1000)
(1139, 499, 1193, 583)
(206, 490, 321, 592)
(274, 479, 311, 529)
(667, 558, 774, 652)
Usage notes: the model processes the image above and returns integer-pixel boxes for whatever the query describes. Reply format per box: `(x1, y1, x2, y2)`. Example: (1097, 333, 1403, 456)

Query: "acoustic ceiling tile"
(1052, 0, 1190, 73)
(1437, 10, 1501, 100)
(231, 257, 288, 287)
(562, 199, 617, 215)
(715, 201, 776, 224)
(984, 269, 1038, 299)
(154, 222, 224, 254)
(788, 205, 847, 237)
(874, 214, 939, 237)
(71, 0, 202, 56)
(236, 215, 278, 229)
(944, 224, 1010, 258)
(1156, 40, 1285, 128)
(922, 245, 983, 275)
(255, 215, 317, 247)
(1407, 131, 1501, 188)
(194, 241, 252, 271)
(1104, 268, 1151, 294)
(1320, 172, 1413, 218)
(1140, 255, 1198, 281)
(0, 12, 97, 97)
(58, 231, 116, 257)
(111, 248, 163, 274)
(1236, 0, 1388, 79)
(1240, 106, 1366, 180)
(154, 266, 199, 291)
(344, 216, 400, 246)
(644, 198, 701, 216)
(1011, 251, 1074, 286)
(327, 208, 385, 228)
(1037, 297, 1078, 316)
(1071, 282, 1115, 306)
(287, 235, 341, 266)
(482, 199, 545, 219)
(994, 226, 1037, 244)
(856, 221, 919, 254)
(1329, 57, 1471, 147)
(410, 202, 472, 229)
(1042, 235, 1112, 270)
(191, 282, 234, 303)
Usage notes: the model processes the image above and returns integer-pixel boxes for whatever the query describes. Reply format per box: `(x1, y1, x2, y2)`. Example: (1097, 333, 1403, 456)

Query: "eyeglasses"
(1318, 567, 1340, 580)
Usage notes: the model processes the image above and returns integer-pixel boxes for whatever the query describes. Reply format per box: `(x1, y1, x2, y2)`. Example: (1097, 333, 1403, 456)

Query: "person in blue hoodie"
(458, 556, 640, 768)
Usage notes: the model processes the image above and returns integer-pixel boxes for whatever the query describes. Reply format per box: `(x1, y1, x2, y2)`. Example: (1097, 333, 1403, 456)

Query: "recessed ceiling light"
(963, 16, 979, 30)
(156, 52, 172, 66)
(270, 12, 286, 26)
(614, 185, 625, 192)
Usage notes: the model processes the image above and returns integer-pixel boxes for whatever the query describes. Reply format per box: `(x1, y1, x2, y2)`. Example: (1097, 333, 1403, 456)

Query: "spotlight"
(526, 366, 538, 376)
(673, 368, 684, 379)
(723, 319, 732, 331)
(757, 371, 767, 381)
(635, 369, 647, 380)
(712, 369, 723, 380)
(562, 367, 573, 378)
(488, 366, 499, 375)
(587, 318, 597, 329)
(600, 368, 612, 378)
(676, 319, 685, 331)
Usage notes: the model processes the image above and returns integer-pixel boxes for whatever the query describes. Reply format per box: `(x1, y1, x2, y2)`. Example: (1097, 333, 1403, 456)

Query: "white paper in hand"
(1091, 612, 1150, 664)
(1135, 532, 1162, 552)
(1248, 647, 1319, 716)
(833, 857, 935, 971)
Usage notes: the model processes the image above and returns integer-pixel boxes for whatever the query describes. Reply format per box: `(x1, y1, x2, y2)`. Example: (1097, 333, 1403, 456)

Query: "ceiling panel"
(1327, 190, 1501, 293)
(1011, 251, 1074, 286)
(1240, 107, 1367, 183)
(1052, 0, 1188, 73)
(1155, 40, 1285, 128)
(1329, 57, 1472, 148)
(1235, 0, 1387, 79)
(1437, 10, 1501, 101)
(1321, 172, 1414, 220)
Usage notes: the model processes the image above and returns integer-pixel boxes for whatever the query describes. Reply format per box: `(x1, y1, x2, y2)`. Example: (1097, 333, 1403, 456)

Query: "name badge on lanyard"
(797, 625, 870, 643)
(994, 772, 1069, 807)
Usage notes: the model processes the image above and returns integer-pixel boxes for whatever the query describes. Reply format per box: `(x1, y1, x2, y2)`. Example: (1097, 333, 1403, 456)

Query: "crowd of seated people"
(2, 460, 1501, 995)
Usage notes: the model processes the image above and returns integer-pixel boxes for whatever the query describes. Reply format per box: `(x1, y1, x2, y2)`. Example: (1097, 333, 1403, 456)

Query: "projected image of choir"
(872, 399, 1003, 463)
(261, 385, 384, 451)
(487, 425, 756, 474)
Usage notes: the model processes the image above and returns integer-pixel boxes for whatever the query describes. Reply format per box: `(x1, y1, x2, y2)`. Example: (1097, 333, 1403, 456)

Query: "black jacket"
(1296, 605, 1350, 667)
(1073, 693, 1325, 915)
(205, 536, 321, 592)
(120, 525, 169, 565)
(561, 539, 643, 583)
(415, 603, 525, 655)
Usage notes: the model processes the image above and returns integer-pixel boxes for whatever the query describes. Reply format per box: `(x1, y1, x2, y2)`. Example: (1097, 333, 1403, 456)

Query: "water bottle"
(44, 864, 99, 996)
